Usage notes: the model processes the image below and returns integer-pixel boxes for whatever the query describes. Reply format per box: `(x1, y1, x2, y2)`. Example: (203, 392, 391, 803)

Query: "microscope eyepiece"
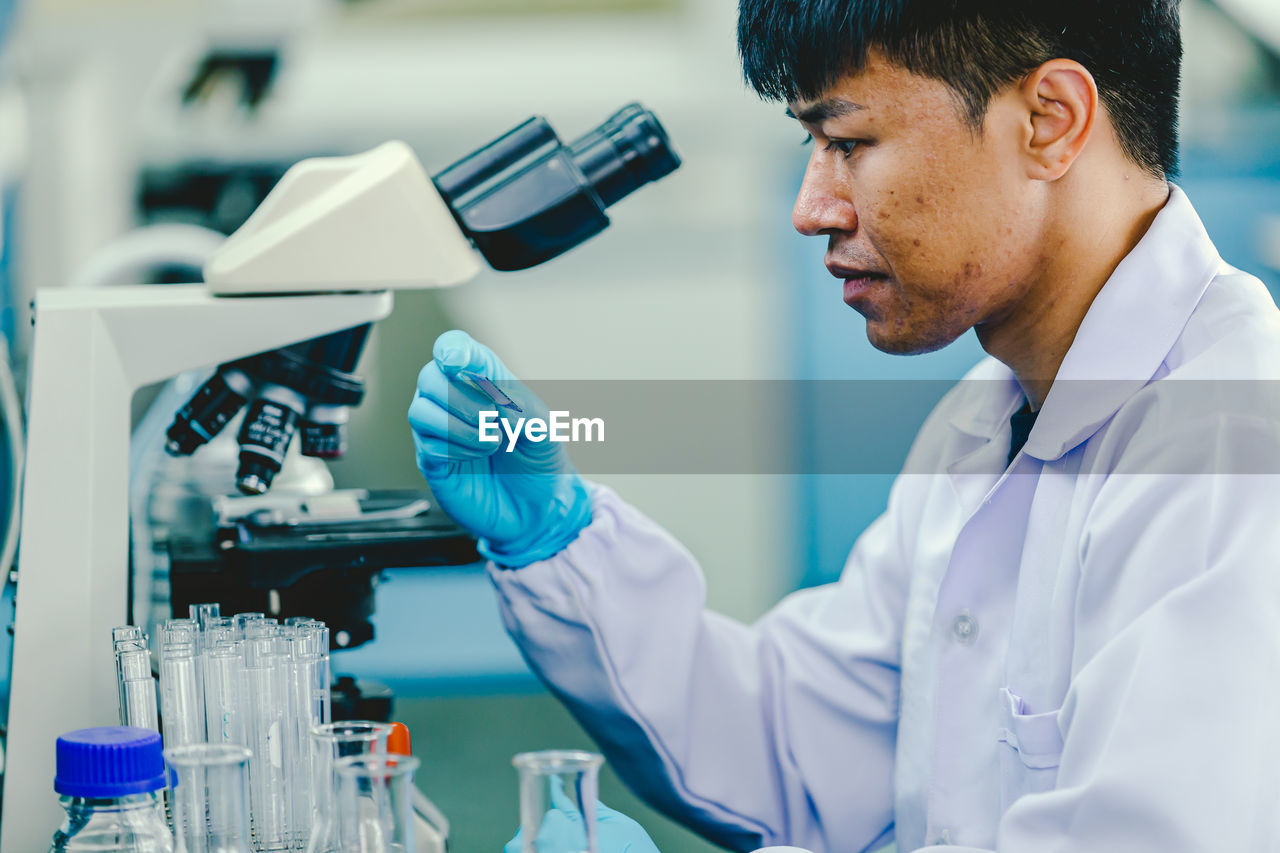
(570, 103, 681, 209)
(433, 103, 681, 271)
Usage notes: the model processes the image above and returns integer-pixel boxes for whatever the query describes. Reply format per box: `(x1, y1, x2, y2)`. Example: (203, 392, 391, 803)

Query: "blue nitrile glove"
(408, 329, 592, 568)
(503, 783, 661, 853)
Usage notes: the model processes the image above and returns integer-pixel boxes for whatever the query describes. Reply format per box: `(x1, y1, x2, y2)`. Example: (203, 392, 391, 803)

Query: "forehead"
(786, 52, 957, 122)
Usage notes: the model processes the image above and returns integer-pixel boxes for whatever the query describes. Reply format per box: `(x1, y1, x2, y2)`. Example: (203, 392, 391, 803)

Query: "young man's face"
(790, 51, 1049, 354)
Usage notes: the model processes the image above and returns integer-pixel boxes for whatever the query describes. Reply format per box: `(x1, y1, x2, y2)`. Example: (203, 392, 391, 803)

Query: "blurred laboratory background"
(0, 0, 1276, 849)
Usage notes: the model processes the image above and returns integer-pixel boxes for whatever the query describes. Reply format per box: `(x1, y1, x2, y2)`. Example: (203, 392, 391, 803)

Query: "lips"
(825, 262, 887, 281)
(826, 261, 888, 306)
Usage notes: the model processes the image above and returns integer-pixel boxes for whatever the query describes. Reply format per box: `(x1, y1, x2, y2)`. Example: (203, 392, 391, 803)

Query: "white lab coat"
(489, 186, 1280, 852)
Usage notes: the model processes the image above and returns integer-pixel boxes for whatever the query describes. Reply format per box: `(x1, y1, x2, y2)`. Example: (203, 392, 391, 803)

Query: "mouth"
(826, 261, 889, 305)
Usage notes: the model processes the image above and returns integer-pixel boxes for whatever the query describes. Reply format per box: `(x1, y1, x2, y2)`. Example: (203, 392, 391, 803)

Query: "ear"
(1019, 59, 1097, 181)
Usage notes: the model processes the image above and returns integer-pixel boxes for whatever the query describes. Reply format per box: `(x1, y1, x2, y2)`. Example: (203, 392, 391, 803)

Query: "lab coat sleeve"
(488, 481, 912, 853)
(923, 414, 1280, 853)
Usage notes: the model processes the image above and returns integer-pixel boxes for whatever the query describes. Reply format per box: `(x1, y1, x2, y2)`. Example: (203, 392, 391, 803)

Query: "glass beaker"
(512, 750, 604, 853)
(332, 754, 420, 853)
(164, 744, 253, 853)
(305, 722, 393, 853)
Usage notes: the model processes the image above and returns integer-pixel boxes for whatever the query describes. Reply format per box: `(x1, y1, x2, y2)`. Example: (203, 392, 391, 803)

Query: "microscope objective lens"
(235, 396, 301, 495)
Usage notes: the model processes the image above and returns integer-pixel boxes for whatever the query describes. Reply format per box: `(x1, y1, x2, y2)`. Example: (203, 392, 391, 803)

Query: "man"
(409, 1, 1280, 850)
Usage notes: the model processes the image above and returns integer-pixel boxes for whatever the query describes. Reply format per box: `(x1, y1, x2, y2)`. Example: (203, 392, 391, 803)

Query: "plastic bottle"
(49, 726, 174, 853)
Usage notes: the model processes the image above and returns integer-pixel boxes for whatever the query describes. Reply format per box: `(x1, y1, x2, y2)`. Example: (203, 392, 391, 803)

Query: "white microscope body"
(0, 141, 480, 848)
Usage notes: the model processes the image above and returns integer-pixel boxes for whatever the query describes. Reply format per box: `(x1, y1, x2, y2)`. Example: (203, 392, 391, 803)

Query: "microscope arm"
(1, 285, 391, 851)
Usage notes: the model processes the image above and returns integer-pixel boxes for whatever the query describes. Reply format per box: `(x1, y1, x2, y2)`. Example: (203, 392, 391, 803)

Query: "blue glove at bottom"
(408, 330, 593, 568)
(503, 788, 661, 853)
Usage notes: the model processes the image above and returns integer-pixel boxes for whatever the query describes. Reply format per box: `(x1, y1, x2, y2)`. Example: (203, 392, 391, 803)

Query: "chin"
(864, 321, 960, 356)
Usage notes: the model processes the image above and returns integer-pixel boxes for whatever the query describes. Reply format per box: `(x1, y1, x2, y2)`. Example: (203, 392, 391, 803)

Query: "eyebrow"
(784, 98, 866, 123)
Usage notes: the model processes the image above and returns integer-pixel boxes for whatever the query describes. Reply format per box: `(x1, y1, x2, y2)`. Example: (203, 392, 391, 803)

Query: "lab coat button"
(951, 611, 978, 645)
(933, 828, 952, 845)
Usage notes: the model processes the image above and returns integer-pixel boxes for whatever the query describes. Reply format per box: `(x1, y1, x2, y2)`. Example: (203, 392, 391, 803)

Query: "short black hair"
(738, 1, 1182, 176)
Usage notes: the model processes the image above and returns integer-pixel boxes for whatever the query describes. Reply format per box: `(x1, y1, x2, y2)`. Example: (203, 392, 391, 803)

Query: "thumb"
(548, 774, 578, 815)
(433, 329, 517, 383)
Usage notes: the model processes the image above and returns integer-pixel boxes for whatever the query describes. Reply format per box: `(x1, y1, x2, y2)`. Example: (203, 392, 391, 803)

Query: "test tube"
(189, 605, 220, 748)
(161, 622, 200, 727)
(204, 644, 245, 746)
(190, 602, 222, 633)
(288, 625, 330, 847)
(164, 618, 198, 645)
(233, 613, 266, 640)
(115, 638, 159, 731)
(244, 618, 281, 640)
(165, 743, 253, 853)
(113, 624, 144, 644)
(160, 641, 205, 749)
(243, 635, 293, 851)
(161, 640, 207, 841)
(333, 754, 421, 853)
(205, 618, 237, 651)
(512, 751, 604, 853)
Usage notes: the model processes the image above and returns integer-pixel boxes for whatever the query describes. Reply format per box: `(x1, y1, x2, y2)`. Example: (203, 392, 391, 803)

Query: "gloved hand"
(503, 788, 661, 853)
(408, 329, 592, 568)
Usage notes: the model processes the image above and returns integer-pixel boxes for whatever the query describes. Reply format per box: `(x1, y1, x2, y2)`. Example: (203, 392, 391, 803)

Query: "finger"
(535, 807, 584, 848)
(412, 435, 492, 470)
(408, 394, 501, 456)
(416, 361, 495, 419)
(548, 774, 578, 814)
(416, 361, 510, 428)
(593, 798, 623, 820)
(429, 333, 556, 436)
(433, 329, 518, 383)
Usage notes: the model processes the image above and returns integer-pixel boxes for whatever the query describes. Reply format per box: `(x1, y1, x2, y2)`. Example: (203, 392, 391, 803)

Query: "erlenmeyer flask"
(333, 754, 420, 853)
(305, 722, 393, 853)
(512, 750, 604, 853)
(164, 744, 253, 853)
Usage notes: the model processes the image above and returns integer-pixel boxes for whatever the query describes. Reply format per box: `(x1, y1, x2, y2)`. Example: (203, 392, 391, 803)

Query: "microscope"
(0, 103, 679, 848)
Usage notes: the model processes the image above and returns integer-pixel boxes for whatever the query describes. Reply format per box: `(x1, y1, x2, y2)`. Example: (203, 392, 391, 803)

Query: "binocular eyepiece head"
(433, 103, 681, 271)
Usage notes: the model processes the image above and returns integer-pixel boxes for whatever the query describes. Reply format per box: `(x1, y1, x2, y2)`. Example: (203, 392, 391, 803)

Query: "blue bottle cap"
(54, 727, 167, 798)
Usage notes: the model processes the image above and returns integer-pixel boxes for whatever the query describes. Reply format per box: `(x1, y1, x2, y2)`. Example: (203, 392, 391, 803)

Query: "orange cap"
(387, 722, 412, 756)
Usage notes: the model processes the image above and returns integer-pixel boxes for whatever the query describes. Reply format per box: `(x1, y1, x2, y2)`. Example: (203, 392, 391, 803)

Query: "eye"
(800, 133, 814, 147)
(824, 139, 860, 158)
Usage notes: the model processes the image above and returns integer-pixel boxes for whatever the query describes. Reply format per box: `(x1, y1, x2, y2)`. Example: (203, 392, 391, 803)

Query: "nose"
(792, 153, 858, 237)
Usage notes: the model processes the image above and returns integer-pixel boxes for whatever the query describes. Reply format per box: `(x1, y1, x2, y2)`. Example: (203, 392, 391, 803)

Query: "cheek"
(856, 140, 1032, 301)
(864, 177, 968, 275)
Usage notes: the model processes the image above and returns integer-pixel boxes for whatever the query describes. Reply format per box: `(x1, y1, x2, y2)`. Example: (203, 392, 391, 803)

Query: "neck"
(976, 166, 1170, 409)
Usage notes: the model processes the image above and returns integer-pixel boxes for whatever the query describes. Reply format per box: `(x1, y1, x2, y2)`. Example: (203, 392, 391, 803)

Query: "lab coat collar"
(943, 359, 1022, 513)
(948, 185, 1221, 460)
(1024, 185, 1221, 461)
(946, 357, 1023, 441)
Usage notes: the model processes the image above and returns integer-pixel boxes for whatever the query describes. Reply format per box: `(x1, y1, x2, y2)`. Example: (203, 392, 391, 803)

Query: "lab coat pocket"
(997, 687, 1063, 811)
